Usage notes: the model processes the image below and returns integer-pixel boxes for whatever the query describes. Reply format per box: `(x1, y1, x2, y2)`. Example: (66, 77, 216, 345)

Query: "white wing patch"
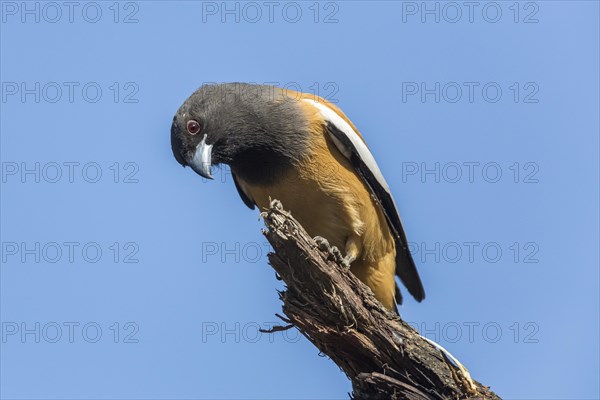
(303, 99, 425, 302)
(303, 98, 394, 196)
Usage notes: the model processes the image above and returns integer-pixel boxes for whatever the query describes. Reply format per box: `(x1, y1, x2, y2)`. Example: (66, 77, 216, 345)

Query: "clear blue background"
(1, 1, 598, 399)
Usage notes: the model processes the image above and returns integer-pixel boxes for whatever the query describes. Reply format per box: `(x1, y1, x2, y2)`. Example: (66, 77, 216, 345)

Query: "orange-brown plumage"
(234, 94, 398, 310)
(171, 83, 424, 312)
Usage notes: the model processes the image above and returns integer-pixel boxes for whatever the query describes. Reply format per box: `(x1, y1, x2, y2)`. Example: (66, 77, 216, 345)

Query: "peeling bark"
(260, 200, 501, 400)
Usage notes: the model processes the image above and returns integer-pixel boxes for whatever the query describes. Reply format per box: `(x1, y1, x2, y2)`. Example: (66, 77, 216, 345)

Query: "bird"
(170, 83, 425, 312)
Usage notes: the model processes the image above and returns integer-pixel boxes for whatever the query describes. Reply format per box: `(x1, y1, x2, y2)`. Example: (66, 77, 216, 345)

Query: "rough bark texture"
(260, 200, 501, 400)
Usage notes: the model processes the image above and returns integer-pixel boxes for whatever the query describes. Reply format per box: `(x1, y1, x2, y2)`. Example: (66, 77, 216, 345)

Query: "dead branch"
(260, 199, 501, 400)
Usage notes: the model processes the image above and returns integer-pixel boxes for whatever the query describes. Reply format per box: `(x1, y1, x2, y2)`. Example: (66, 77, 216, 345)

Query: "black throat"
(229, 145, 298, 186)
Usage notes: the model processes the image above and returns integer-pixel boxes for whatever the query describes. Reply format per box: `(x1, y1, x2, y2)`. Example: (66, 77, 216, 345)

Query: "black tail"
(395, 245, 425, 304)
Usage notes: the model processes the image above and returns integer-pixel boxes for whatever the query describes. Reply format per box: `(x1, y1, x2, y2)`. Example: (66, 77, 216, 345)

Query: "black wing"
(325, 121, 425, 303)
(232, 173, 255, 210)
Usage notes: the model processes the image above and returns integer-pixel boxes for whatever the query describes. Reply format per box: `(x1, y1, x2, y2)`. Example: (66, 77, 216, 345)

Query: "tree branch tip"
(259, 324, 294, 334)
(259, 199, 500, 399)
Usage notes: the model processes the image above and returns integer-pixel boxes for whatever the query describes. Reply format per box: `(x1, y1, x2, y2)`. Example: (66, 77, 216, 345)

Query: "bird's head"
(170, 83, 309, 182)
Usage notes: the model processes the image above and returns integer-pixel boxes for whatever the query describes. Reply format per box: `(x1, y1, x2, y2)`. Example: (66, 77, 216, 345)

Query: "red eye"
(187, 120, 201, 135)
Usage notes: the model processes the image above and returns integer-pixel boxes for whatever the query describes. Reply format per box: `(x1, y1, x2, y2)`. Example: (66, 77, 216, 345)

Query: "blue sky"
(1, 1, 598, 399)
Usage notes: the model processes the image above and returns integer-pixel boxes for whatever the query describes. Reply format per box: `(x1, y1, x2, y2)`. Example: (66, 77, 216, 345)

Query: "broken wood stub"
(260, 200, 501, 400)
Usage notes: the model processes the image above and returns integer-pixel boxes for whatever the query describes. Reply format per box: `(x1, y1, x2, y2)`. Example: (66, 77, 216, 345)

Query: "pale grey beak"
(189, 134, 213, 179)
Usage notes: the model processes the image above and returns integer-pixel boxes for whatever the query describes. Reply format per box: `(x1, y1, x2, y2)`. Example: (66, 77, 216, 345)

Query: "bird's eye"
(186, 120, 201, 135)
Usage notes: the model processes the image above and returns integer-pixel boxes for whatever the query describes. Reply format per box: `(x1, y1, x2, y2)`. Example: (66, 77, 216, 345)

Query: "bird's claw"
(270, 199, 283, 211)
(330, 246, 344, 264)
(340, 256, 352, 269)
(314, 236, 351, 267)
(313, 236, 331, 251)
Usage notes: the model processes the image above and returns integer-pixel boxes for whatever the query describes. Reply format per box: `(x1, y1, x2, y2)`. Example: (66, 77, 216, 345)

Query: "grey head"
(170, 83, 310, 184)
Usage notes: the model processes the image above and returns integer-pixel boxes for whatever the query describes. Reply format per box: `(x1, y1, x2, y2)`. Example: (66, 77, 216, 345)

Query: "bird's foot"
(313, 236, 350, 267)
(270, 198, 284, 211)
(340, 255, 353, 269)
(330, 246, 344, 264)
(313, 236, 331, 252)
